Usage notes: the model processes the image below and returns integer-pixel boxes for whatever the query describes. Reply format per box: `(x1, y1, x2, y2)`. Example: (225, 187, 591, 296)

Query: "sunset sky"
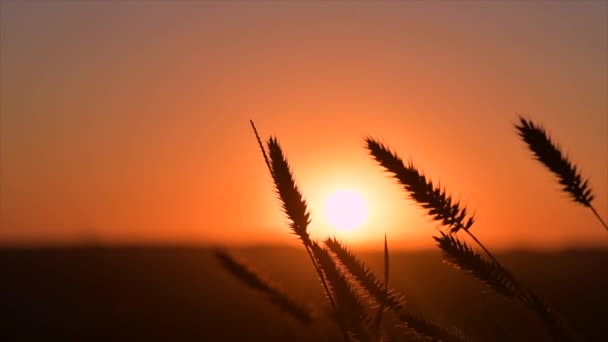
(1, 2, 606, 250)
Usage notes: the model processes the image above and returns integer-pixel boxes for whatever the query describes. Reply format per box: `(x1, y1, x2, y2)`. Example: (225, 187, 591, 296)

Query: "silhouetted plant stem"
(303, 240, 342, 331)
(312, 242, 372, 342)
(307, 245, 353, 342)
(590, 206, 608, 232)
(250, 120, 351, 342)
(461, 229, 501, 274)
(368, 136, 577, 342)
(373, 234, 389, 339)
(250, 120, 272, 173)
(460, 228, 532, 304)
(214, 250, 313, 324)
(325, 236, 469, 342)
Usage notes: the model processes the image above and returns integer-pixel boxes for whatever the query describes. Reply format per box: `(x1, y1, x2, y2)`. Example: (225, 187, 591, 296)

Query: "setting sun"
(323, 189, 369, 232)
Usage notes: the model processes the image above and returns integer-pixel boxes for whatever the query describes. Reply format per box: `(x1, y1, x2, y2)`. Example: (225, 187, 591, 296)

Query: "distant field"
(2, 246, 607, 341)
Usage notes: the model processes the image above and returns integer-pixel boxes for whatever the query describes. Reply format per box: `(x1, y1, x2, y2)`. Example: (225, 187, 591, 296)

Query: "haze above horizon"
(1, 2, 607, 250)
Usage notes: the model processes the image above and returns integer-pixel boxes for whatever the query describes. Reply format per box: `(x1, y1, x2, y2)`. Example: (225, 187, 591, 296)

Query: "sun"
(323, 189, 369, 231)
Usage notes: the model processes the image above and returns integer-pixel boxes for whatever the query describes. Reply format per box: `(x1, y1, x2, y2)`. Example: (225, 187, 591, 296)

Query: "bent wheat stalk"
(311, 241, 372, 341)
(367, 137, 577, 342)
(515, 116, 607, 233)
(325, 236, 469, 342)
(365, 138, 500, 267)
(214, 249, 313, 324)
(251, 121, 357, 341)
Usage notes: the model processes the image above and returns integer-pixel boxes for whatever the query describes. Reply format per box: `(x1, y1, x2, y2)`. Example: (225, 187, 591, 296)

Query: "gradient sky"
(1, 1, 606, 250)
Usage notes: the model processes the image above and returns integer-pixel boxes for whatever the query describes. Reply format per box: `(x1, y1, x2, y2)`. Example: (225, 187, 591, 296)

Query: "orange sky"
(1, 2, 607, 250)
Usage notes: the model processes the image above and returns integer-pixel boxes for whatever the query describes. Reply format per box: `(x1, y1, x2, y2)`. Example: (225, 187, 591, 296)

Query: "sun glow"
(323, 189, 369, 232)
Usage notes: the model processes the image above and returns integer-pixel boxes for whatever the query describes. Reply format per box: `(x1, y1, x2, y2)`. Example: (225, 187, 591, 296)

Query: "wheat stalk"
(324, 236, 404, 312)
(214, 249, 313, 324)
(324, 236, 469, 342)
(365, 138, 501, 266)
(433, 231, 528, 303)
(367, 137, 577, 342)
(266, 136, 312, 243)
(250, 121, 358, 341)
(515, 116, 607, 232)
(311, 241, 373, 342)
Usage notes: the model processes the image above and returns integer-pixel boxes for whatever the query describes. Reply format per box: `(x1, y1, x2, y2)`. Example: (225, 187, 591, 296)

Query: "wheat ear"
(214, 250, 313, 324)
(515, 116, 607, 232)
(433, 231, 528, 303)
(365, 138, 501, 266)
(367, 138, 576, 342)
(324, 236, 404, 311)
(250, 121, 355, 340)
(324, 236, 468, 342)
(365, 138, 474, 233)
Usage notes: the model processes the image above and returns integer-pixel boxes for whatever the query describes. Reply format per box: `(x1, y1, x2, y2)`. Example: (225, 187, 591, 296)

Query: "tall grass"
(220, 121, 468, 341)
(365, 114, 607, 342)
(216, 116, 604, 341)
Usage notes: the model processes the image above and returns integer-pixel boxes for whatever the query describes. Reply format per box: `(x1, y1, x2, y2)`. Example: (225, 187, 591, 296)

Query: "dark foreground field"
(2, 246, 607, 341)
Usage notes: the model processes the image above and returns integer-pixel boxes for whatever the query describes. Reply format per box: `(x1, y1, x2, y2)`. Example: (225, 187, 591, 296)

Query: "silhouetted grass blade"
(324, 237, 404, 312)
(373, 234, 389, 339)
(214, 250, 313, 324)
(311, 241, 372, 342)
(324, 236, 468, 342)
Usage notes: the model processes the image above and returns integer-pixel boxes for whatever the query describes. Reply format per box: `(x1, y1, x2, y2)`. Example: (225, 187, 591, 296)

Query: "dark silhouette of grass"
(324, 236, 404, 312)
(250, 121, 356, 341)
(433, 231, 528, 303)
(311, 241, 372, 341)
(365, 117, 592, 342)
(231, 121, 469, 341)
(365, 139, 474, 234)
(216, 117, 604, 342)
(214, 249, 313, 324)
(515, 116, 607, 232)
(373, 234, 389, 338)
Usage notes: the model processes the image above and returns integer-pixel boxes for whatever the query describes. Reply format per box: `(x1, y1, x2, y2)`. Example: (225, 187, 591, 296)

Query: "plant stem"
(250, 120, 350, 341)
(304, 241, 352, 342)
(590, 205, 608, 233)
(374, 234, 389, 340)
(462, 229, 501, 273)
(462, 228, 574, 342)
